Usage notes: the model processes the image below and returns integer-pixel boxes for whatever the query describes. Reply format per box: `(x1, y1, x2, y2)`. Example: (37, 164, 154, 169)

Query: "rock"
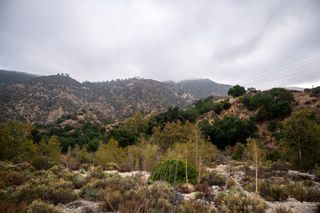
(60, 200, 102, 213)
(288, 170, 315, 180)
(287, 197, 298, 202)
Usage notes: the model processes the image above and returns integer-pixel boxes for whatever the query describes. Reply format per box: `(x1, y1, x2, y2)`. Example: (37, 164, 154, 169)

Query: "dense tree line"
(241, 88, 294, 121)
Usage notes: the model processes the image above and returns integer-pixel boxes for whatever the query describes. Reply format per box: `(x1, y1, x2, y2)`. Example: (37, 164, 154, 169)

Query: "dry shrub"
(25, 199, 63, 213)
(199, 170, 226, 186)
(175, 183, 194, 194)
(118, 182, 180, 213)
(179, 201, 215, 213)
(274, 206, 293, 213)
(215, 190, 267, 213)
(285, 182, 320, 202)
(259, 181, 288, 202)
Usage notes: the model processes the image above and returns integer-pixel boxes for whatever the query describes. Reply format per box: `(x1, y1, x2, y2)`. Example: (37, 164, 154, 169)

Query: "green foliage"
(258, 181, 288, 201)
(107, 112, 149, 146)
(32, 136, 61, 170)
(199, 170, 226, 186)
(96, 139, 126, 169)
(215, 190, 267, 213)
(241, 88, 293, 121)
(200, 116, 257, 149)
(151, 159, 197, 185)
(91, 175, 138, 210)
(285, 181, 320, 202)
(44, 121, 106, 152)
(231, 142, 246, 160)
(126, 138, 160, 171)
(228, 85, 246, 97)
(148, 107, 195, 131)
(267, 120, 280, 132)
(148, 98, 231, 131)
(118, 182, 178, 213)
(281, 110, 320, 170)
(245, 180, 320, 202)
(165, 140, 220, 170)
(0, 121, 36, 162)
(150, 121, 197, 152)
(0, 162, 77, 212)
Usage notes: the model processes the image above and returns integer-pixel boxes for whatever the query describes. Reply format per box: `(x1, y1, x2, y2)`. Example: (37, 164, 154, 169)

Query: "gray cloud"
(0, 0, 319, 89)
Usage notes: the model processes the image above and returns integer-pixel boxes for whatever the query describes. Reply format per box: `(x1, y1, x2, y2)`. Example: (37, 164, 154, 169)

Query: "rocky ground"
(59, 164, 319, 213)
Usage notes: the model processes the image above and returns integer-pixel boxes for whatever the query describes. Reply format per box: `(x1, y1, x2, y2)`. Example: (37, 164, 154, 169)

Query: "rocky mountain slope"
(0, 74, 195, 124)
(169, 79, 231, 98)
(0, 71, 232, 124)
(0, 69, 38, 86)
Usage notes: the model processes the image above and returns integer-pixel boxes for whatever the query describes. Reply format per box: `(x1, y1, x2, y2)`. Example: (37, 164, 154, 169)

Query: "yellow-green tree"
(126, 137, 159, 171)
(96, 139, 125, 168)
(38, 136, 61, 164)
(162, 123, 220, 182)
(0, 121, 36, 162)
(150, 121, 196, 153)
(281, 110, 320, 170)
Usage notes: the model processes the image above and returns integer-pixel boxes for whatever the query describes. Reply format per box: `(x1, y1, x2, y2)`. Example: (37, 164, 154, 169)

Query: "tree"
(228, 85, 246, 97)
(150, 121, 196, 153)
(96, 139, 125, 167)
(37, 136, 61, 163)
(200, 116, 257, 149)
(241, 88, 293, 121)
(33, 136, 61, 169)
(281, 110, 320, 170)
(0, 121, 36, 162)
(151, 159, 197, 184)
(126, 137, 160, 171)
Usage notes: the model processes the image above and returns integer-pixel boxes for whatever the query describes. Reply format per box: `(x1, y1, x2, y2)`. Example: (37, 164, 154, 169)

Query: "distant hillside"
(169, 79, 231, 98)
(0, 73, 194, 124)
(0, 69, 38, 86)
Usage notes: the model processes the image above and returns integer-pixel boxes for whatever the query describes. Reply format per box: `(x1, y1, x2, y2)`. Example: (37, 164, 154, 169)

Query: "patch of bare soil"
(266, 201, 319, 213)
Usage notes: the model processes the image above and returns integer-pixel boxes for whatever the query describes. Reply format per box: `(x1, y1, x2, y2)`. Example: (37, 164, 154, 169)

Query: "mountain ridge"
(0, 71, 231, 124)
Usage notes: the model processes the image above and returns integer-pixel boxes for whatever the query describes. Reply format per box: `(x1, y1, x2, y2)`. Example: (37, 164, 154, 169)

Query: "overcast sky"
(0, 0, 319, 89)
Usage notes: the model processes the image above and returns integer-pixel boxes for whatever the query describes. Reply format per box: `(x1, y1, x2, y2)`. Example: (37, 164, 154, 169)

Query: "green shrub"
(222, 99, 231, 110)
(212, 102, 224, 114)
(26, 199, 62, 213)
(17, 184, 77, 205)
(200, 116, 257, 149)
(199, 171, 226, 186)
(228, 85, 246, 97)
(83, 175, 137, 204)
(103, 181, 178, 213)
(241, 88, 293, 121)
(231, 143, 245, 160)
(151, 159, 197, 185)
(215, 190, 267, 213)
(286, 182, 320, 202)
(267, 120, 280, 132)
(259, 181, 288, 201)
(80, 183, 100, 201)
(72, 174, 87, 189)
(32, 156, 54, 170)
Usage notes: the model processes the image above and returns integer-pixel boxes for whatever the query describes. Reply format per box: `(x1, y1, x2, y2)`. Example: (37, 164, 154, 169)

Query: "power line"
(235, 52, 320, 84)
